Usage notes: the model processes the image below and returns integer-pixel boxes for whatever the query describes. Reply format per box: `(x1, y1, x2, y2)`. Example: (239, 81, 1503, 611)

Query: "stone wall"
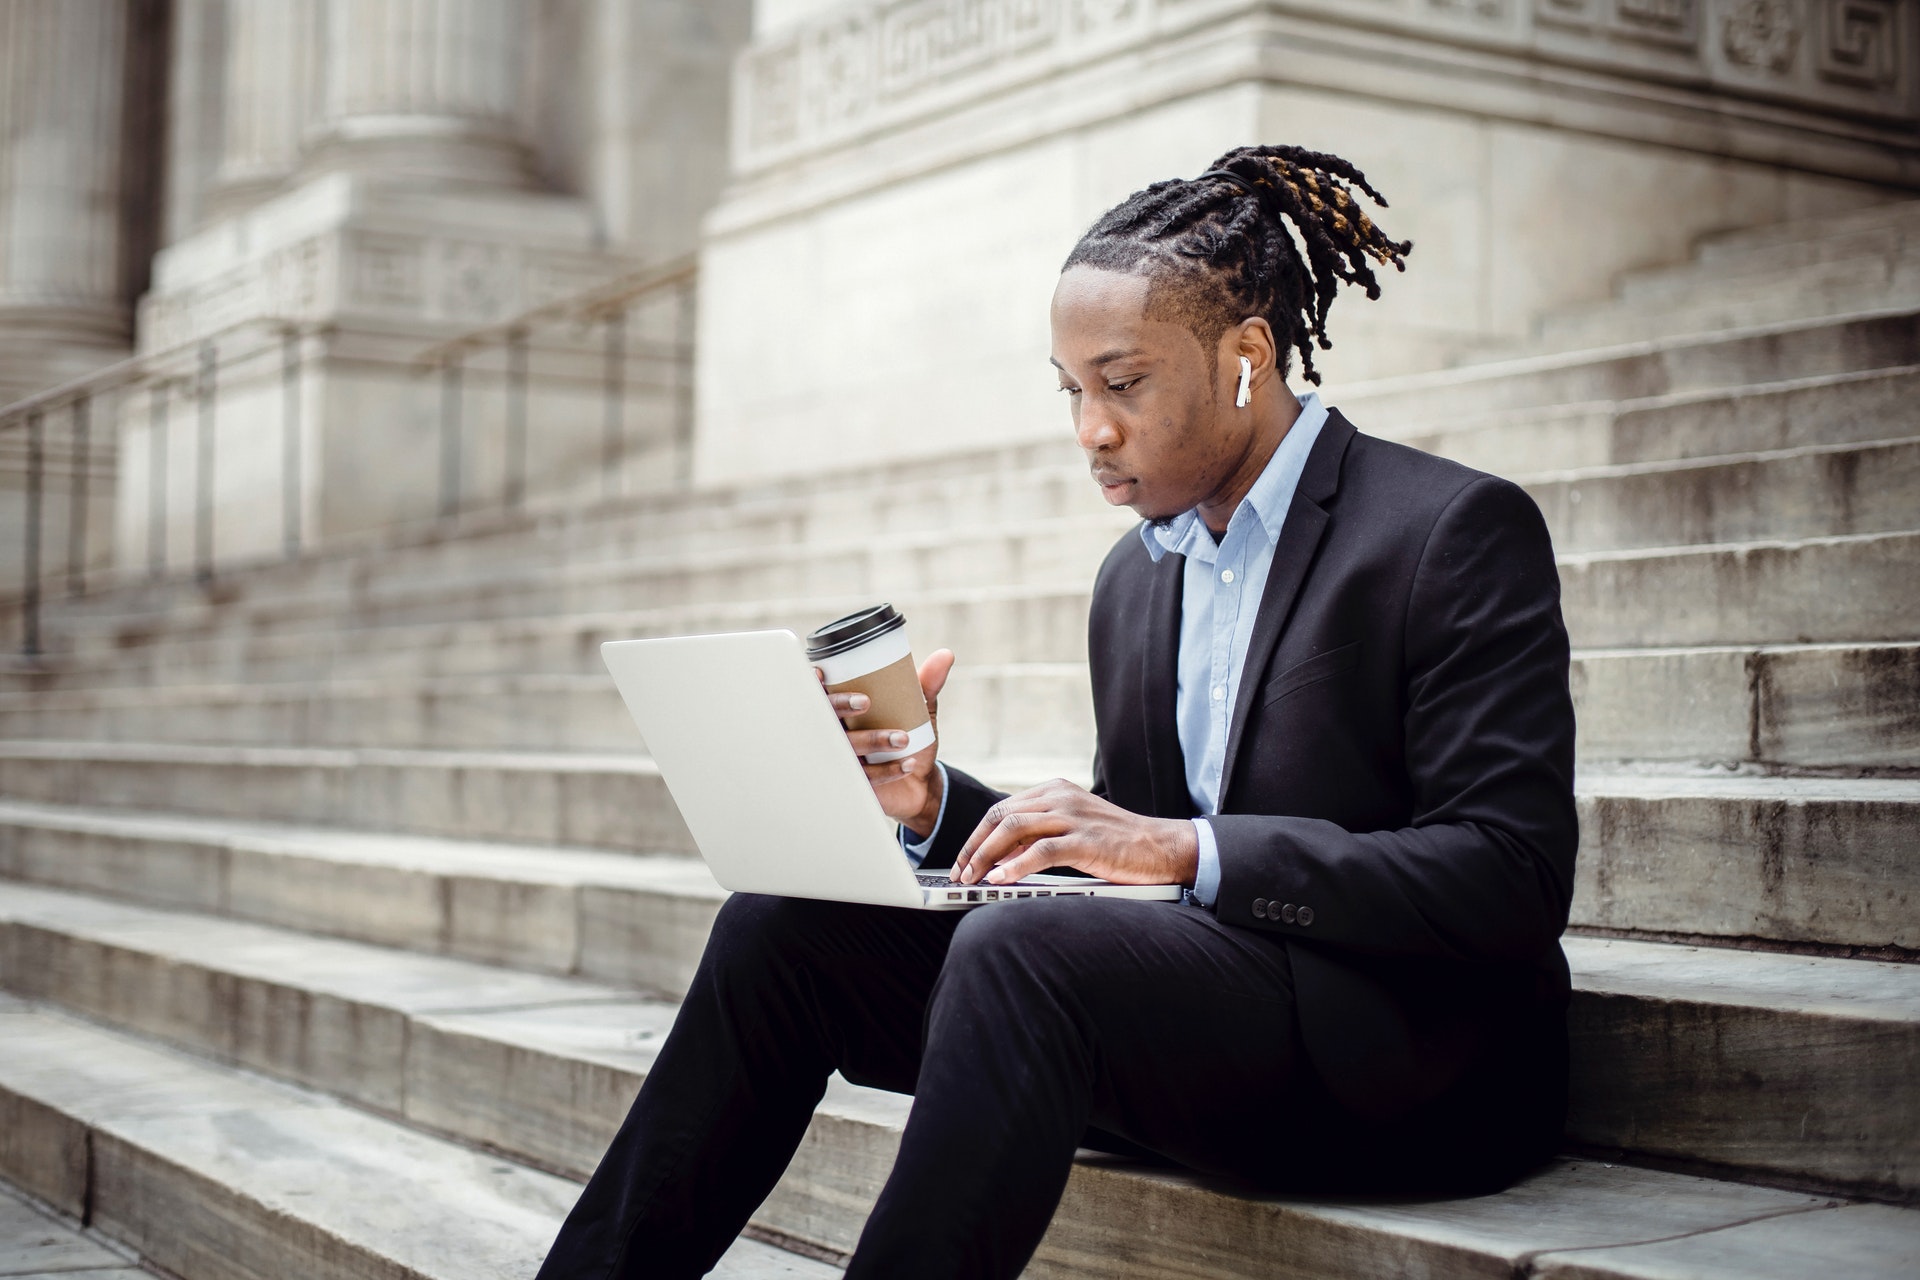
(690, 0, 1919, 486)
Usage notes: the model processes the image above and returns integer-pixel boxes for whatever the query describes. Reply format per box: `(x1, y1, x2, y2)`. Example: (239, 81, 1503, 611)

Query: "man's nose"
(1075, 405, 1121, 452)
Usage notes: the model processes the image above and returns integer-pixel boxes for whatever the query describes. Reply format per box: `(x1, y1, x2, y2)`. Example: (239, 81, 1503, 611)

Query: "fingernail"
(852, 695, 870, 710)
(986, 868, 1004, 884)
(899, 761, 912, 774)
(889, 731, 908, 747)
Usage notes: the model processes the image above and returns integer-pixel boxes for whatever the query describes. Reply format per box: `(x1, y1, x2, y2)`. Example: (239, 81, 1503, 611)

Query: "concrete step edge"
(12, 994, 1913, 1280)
(1340, 303, 1920, 401)
(1, 879, 1916, 1227)
(0, 994, 830, 1280)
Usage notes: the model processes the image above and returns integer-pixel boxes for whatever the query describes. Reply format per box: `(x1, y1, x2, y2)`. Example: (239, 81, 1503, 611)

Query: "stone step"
(1534, 253, 1920, 355)
(27, 519, 1919, 697)
(1339, 307, 1920, 428)
(46, 414, 1920, 653)
(0, 994, 830, 1280)
(42, 431, 1920, 658)
(1523, 435, 1920, 553)
(1574, 642, 1920, 770)
(2, 641, 1913, 771)
(23, 338, 1920, 664)
(1691, 199, 1920, 268)
(11, 999, 1915, 1280)
(0, 880, 1916, 1229)
(2, 744, 1915, 957)
(1, 738, 1913, 976)
(0, 1176, 148, 1279)
(0, 800, 727, 996)
(0, 741, 696, 857)
(40, 582, 1101, 682)
(1391, 364, 1920, 475)
(1560, 530, 1920, 648)
(2, 448, 1104, 638)
(0, 660, 1098, 762)
(1572, 769, 1919, 953)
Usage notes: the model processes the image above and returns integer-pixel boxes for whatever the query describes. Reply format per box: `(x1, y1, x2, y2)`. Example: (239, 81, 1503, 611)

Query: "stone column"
(304, 0, 532, 189)
(0, 0, 133, 400)
(208, 0, 320, 215)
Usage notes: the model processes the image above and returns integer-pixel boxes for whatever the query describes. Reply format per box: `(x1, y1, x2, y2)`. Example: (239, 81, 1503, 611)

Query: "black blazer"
(919, 410, 1579, 1124)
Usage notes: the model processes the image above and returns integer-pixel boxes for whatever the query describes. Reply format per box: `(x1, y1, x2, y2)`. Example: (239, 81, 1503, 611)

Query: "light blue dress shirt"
(904, 392, 1330, 907)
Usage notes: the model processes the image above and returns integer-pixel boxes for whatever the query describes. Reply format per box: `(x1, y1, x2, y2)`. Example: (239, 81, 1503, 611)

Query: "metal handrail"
(0, 313, 304, 427)
(412, 253, 698, 369)
(2, 316, 310, 657)
(411, 252, 699, 511)
(4, 253, 700, 658)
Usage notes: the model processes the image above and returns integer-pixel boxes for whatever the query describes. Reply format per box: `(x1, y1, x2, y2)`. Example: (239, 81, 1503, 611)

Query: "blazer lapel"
(1141, 545, 1190, 819)
(1217, 410, 1358, 808)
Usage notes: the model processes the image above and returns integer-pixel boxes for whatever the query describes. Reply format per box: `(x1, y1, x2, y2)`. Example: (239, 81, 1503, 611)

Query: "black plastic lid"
(806, 603, 905, 660)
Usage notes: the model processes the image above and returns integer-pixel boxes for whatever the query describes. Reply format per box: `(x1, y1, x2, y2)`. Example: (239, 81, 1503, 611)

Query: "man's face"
(1049, 267, 1249, 524)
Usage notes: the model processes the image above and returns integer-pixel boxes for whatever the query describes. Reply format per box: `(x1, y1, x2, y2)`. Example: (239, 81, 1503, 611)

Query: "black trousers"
(535, 893, 1554, 1280)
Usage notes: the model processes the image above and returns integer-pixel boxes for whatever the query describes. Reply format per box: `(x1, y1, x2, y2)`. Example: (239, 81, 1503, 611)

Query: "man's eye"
(1109, 378, 1142, 393)
(1058, 385, 1081, 396)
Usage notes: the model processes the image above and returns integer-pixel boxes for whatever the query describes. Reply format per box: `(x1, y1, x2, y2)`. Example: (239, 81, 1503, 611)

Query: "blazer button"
(1297, 906, 1315, 927)
(1252, 898, 1269, 919)
(1280, 903, 1297, 924)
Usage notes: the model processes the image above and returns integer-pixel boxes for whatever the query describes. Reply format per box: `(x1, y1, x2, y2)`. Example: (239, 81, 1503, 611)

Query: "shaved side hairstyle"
(1063, 144, 1413, 385)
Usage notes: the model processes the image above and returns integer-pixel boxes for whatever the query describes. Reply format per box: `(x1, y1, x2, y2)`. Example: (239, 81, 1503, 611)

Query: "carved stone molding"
(1537, 0, 1701, 51)
(139, 229, 627, 355)
(1820, 0, 1903, 87)
(734, 0, 1917, 173)
(1723, 0, 1801, 72)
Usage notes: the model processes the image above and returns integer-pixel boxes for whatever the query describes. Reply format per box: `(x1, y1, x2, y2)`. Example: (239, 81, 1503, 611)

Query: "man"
(537, 143, 1578, 1280)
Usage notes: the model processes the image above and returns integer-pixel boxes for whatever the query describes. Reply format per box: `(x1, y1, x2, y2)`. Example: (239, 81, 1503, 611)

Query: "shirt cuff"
(899, 760, 951, 869)
(1190, 816, 1221, 907)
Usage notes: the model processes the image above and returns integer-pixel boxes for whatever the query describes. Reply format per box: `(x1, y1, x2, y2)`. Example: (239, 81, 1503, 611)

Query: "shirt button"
(1280, 903, 1298, 924)
(1212, 686, 1225, 701)
(1220, 568, 1235, 583)
(1252, 898, 1269, 919)
(1297, 906, 1315, 927)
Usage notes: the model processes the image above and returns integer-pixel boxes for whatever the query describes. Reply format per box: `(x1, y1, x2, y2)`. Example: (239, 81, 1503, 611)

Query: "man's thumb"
(922, 648, 956, 702)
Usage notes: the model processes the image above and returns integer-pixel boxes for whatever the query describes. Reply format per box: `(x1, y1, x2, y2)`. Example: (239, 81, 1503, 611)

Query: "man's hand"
(818, 647, 955, 834)
(950, 778, 1199, 887)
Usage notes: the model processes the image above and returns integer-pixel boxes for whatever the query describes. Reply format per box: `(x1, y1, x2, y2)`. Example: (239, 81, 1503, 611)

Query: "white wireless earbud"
(1235, 355, 1252, 408)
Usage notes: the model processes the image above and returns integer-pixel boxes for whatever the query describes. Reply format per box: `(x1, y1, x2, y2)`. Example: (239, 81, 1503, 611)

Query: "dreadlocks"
(1061, 144, 1412, 386)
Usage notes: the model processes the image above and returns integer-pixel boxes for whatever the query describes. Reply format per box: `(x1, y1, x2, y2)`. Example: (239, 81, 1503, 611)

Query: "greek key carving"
(881, 0, 1060, 93)
(1723, 0, 1801, 73)
(746, 41, 803, 150)
(809, 16, 877, 130)
(1430, 0, 1509, 20)
(736, 0, 1914, 168)
(1074, 0, 1137, 30)
(1817, 0, 1900, 86)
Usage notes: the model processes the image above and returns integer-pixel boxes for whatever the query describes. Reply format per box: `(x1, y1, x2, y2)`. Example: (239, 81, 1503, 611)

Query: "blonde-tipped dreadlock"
(1061, 144, 1412, 385)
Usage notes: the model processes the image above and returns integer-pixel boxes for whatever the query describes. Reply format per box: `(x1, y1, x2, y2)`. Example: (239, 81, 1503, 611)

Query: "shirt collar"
(1139, 391, 1329, 563)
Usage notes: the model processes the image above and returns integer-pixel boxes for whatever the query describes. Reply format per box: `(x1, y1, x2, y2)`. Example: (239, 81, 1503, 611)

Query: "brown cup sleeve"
(826, 652, 930, 731)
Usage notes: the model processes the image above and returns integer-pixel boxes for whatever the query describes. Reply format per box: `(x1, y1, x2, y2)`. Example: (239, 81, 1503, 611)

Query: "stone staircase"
(0, 201, 1917, 1279)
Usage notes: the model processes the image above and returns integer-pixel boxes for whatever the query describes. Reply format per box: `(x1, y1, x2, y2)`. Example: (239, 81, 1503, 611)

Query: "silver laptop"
(601, 630, 1183, 910)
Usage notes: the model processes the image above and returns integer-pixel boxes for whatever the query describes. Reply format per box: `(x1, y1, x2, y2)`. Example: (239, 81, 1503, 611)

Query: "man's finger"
(863, 751, 928, 783)
(828, 692, 872, 719)
(956, 810, 1066, 884)
(983, 835, 1077, 885)
(848, 728, 915, 756)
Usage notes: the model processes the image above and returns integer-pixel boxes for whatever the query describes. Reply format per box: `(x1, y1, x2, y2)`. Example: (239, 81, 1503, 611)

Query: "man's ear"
(1232, 318, 1279, 396)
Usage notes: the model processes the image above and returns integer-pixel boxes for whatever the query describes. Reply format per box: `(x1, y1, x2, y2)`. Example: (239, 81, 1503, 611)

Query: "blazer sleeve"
(911, 764, 1010, 872)
(1208, 475, 1579, 963)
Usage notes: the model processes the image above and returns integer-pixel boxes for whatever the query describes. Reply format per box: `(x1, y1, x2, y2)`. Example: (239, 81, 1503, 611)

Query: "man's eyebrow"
(1048, 348, 1146, 371)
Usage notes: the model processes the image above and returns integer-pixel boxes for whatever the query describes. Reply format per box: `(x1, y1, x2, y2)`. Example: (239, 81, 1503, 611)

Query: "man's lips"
(1094, 473, 1134, 491)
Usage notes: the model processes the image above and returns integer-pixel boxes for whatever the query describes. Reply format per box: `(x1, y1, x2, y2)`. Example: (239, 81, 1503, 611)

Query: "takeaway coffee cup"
(807, 603, 935, 765)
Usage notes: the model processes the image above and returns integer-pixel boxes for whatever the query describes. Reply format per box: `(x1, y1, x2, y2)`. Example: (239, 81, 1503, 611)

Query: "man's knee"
(701, 893, 824, 980)
(943, 898, 1125, 996)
